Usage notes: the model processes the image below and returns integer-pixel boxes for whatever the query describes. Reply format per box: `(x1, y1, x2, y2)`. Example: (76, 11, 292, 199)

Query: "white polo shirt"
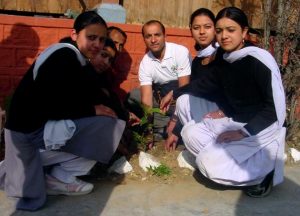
(139, 42, 192, 85)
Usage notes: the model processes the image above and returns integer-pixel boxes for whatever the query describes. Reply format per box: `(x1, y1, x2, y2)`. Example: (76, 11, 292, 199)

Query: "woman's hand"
(216, 130, 248, 143)
(95, 104, 117, 118)
(204, 109, 225, 119)
(160, 90, 174, 113)
(128, 112, 141, 126)
(165, 133, 179, 151)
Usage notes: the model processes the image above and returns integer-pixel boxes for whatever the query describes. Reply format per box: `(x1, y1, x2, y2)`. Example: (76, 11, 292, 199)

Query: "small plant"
(132, 131, 148, 150)
(129, 99, 164, 151)
(147, 164, 171, 177)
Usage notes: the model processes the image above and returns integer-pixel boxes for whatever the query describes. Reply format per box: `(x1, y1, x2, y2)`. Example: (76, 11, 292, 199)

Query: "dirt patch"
(114, 141, 195, 184)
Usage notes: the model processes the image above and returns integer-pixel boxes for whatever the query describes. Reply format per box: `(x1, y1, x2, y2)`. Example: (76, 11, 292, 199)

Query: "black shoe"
(244, 170, 274, 198)
(88, 162, 109, 180)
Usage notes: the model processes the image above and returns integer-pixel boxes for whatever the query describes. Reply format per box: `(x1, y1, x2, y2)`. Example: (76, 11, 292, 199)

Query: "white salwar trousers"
(40, 150, 96, 183)
(176, 94, 285, 186)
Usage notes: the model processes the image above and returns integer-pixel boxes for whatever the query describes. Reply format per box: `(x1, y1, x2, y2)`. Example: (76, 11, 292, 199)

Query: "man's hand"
(160, 90, 173, 113)
(165, 133, 178, 151)
(95, 104, 117, 118)
(216, 130, 248, 143)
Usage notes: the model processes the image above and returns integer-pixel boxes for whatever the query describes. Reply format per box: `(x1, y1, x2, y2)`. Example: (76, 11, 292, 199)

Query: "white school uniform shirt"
(139, 42, 192, 86)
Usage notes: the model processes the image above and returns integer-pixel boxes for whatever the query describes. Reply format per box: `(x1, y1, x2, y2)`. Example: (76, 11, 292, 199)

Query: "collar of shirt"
(148, 42, 173, 63)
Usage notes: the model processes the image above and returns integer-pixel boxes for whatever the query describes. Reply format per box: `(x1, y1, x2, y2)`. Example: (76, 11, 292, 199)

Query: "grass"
(147, 164, 171, 177)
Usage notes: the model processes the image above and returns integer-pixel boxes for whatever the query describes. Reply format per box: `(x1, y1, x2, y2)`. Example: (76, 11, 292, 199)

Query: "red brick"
(0, 24, 3, 43)
(119, 80, 131, 93)
(0, 67, 27, 77)
(16, 48, 39, 67)
(167, 36, 190, 46)
(0, 14, 203, 106)
(123, 32, 134, 51)
(164, 36, 196, 56)
(134, 34, 146, 54)
(34, 27, 59, 47)
(0, 47, 15, 67)
(127, 71, 138, 79)
(58, 29, 72, 42)
(0, 67, 16, 76)
(132, 54, 144, 74)
(14, 67, 30, 76)
(108, 23, 141, 34)
(0, 68, 9, 76)
(118, 79, 139, 93)
(167, 27, 191, 37)
(0, 76, 12, 97)
(3, 25, 40, 47)
(0, 15, 73, 28)
(129, 78, 140, 91)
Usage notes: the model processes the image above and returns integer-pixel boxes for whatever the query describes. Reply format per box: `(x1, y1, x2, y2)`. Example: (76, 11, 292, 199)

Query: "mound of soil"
(110, 141, 195, 184)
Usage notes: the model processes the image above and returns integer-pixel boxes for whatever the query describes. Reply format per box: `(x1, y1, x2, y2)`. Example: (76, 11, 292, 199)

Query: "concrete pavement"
(0, 165, 299, 216)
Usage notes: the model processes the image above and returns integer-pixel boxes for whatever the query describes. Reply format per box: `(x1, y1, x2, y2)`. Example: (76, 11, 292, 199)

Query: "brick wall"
(0, 14, 196, 106)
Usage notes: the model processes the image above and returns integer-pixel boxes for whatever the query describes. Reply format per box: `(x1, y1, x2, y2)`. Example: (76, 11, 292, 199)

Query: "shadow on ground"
(1, 166, 299, 215)
(6, 176, 125, 216)
(192, 166, 300, 216)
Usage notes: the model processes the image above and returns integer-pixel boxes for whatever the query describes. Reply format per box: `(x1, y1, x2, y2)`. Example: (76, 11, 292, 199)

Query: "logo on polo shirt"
(171, 64, 178, 74)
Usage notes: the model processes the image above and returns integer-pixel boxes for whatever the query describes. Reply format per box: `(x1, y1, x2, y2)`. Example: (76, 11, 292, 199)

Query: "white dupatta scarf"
(32, 43, 87, 149)
(33, 43, 87, 80)
(197, 43, 219, 58)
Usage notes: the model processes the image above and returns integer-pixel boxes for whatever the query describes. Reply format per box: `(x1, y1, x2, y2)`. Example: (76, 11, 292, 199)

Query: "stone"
(177, 150, 196, 171)
(138, 151, 161, 172)
(290, 147, 300, 163)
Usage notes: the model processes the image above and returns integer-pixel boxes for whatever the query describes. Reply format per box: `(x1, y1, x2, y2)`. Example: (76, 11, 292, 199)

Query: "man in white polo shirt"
(137, 20, 191, 144)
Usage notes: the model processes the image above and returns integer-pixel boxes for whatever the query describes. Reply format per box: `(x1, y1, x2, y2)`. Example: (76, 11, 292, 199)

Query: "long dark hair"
(73, 10, 107, 33)
(190, 8, 216, 51)
(215, 7, 249, 29)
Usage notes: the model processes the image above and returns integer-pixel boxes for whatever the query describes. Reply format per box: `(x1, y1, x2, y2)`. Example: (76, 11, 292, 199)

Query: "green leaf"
(140, 116, 148, 126)
(151, 107, 164, 114)
(146, 164, 171, 177)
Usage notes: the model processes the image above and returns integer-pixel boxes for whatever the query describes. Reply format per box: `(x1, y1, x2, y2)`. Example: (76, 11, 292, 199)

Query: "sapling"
(129, 99, 164, 151)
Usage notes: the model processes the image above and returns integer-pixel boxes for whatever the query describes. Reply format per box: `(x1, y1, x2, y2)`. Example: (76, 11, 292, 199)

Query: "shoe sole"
(47, 187, 93, 196)
(244, 179, 273, 198)
(245, 184, 272, 198)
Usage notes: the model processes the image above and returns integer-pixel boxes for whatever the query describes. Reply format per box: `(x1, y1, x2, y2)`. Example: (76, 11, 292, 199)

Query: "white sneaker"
(46, 174, 94, 196)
